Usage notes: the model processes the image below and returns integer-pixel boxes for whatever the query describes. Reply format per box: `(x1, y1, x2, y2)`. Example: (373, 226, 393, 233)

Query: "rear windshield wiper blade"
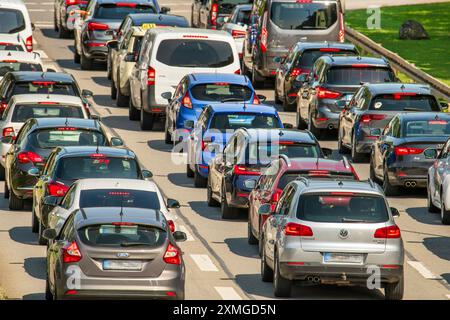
(341, 218, 369, 223)
(221, 98, 245, 102)
(403, 107, 423, 112)
(120, 242, 151, 247)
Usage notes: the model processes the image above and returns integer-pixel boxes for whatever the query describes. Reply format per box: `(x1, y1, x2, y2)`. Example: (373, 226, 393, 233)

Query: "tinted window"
(295, 49, 356, 69)
(209, 113, 280, 131)
(95, 4, 156, 19)
(55, 156, 139, 180)
(298, 194, 389, 223)
(236, 9, 251, 25)
(270, 2, 337, 30)
(278, 171, 356, 189)
(0, 9, 25, 33)
(11, 105, 84, 122)
(190, 83, 252, 102)
(28, 128, 105, 149)
(0, 44, 23, 51)
(12, 82, 77, 96)
(326, 67, 394, 85)
(156, 39, 234, 68)
(78, 224, 166, 247)
(370, 94, 440, 111)
(0, 62, 42, 76)
(79, 189, 160, 210)
(403, 119, 450, 137)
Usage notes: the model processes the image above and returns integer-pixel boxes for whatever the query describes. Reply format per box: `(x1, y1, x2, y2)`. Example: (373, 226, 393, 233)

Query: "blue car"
(185, 103, 283, 188)
(163, 73, 265, 144)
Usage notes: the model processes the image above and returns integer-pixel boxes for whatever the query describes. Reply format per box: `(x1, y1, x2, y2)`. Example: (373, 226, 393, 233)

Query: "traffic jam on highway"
(0, 0, 448, 302)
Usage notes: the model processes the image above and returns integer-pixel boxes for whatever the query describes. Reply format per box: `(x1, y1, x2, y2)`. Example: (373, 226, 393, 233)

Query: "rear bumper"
(313, 107, 340, 130)
(83, 41, 108, 60)
(387, 163, 431, 187)
(354, 138, 378, 154)
(143, 87, 167, 114)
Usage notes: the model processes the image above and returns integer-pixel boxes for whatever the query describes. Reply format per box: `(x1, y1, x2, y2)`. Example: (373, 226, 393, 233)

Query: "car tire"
(74, 50, 80, 64)
(351, 132, 365, 163)
(260, 239, 273, 282)
(164, 126, 172, 144)
(296, 112, 307, 130)
(4, 180, 9, 199)
(221, 185, 237, 219)
(274, 88, 282, 104)
(247, 217, 258, 245)
(31, 208, 39, 233)
(128, 98, 140, 121)
(427, 185, 439, 213)
(337, 126, 349, 154)
(80, 52, 93, 70)
(107, 56, 112, 80)
(283, 93, 296, 112)
(384, 274, 404, 300)
(54, 12, 59, 32)
(441, 200, 450, 225)
(116, 74, 129, 107)
(186, 164, 194, 178)
(0, 165, 5, 181)
(194, 168, 207, 188)
(308, 111, 321, 139)
(383, 165, 398, 196)
(9, 191, 23, 210)
(369, 157, 379, 183)
(38, 218, 48, 245)
(58, 26, 71, 39)
(273, 255, 292, 298)
(207, 178, 220, 207)
(110, 77, 117, 100)
(252, 65, 265, 89)
(140, 109, 154, 131)
(45, 277, 54, 301)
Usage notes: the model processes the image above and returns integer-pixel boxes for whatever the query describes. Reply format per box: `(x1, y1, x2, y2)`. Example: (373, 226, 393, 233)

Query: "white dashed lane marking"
(407, 261, 442, 280)
(215, 287, 242, 300)
(178, 225, 195, 241)
(190, 254, 219, 272)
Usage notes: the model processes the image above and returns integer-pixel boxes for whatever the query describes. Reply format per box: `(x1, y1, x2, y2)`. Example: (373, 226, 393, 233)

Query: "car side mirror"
(42, 228, 57, 240)
(124, 53, 137, 62)
(424, 148, 438, 159)
(283, 123, 293, 129)
(107, 40, 118, 49)
(184, 120, 194, 129)
(27, 167, 40, 177)
(110, 137, 124, 146)
(161, 6, 171, 14)
(141, 169, 153, 179)
(82, 89, 93, 98)
(257, 94, 266, 102)
(296, 74, 308, 83)
(1, 135, 15, 144)
(167, 198, 180, 209)
(173, 231, 187, 242)
(161, 91, 172, 102)
(43, 195, 61, 207)
(390, 207, 400, 217)
(440, 102, 449, 111)
(322, 148, 332, 158)
(244, 179, 257, 189)
(369, 128, 382, 137)
(258, 203, 271, 215)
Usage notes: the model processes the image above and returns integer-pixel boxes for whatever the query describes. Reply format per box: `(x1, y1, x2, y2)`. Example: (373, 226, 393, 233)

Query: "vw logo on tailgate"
(339, 229, 349, 239)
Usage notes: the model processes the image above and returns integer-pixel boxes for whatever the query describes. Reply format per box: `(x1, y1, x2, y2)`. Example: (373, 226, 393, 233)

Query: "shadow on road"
(224, 237, 259, 259)
(188, 200, 247, 222)
(423, 236, 450, 261)
(405, 207, 443, 226)
(168, 173, 197, 189)
(148, 140, 173, 153)
(24, 257, 46, 280)
(23, 293, 45, 300)
(91, 76, 111, 88)
(9, 226, 38, 245)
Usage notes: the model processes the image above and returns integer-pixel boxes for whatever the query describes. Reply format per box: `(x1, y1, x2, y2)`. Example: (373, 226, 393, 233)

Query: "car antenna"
(65, 117, 69, 126)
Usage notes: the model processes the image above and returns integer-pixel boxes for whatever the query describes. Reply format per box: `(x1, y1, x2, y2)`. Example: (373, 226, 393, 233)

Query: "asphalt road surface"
(0, 0, 448, 300)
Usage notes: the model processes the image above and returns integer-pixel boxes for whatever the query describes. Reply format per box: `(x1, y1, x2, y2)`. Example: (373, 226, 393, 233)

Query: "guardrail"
(345, 26, 450, 101)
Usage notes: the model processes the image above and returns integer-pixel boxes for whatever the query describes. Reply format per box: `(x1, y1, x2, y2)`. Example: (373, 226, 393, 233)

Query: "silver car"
(259, 179, 404, 299)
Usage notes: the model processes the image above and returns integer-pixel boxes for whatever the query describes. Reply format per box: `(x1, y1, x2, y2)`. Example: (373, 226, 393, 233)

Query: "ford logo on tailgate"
(117, 252, 130, 258)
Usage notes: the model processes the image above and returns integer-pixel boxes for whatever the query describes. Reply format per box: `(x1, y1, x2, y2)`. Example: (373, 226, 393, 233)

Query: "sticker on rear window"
(374, 102, 382, 109)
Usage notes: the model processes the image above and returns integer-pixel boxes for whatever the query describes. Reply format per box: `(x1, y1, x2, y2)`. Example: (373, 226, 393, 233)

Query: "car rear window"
(403, 119, 450, 137)
(132, 36, 143, 55)
(297, 194, 389, 223)
(209, 113, 280, 131)
(95, 4, 156, 19)
(79, 189, 160, 210)
(0, 62, 42, 76)
(28, 128, 105, 148)
(11, 105, 84, 122)
(190, 83, 253, 102)
(0, 9, 25, 34)
(295, 49, 357, 69)
(326, 67, 395, 85)
(156, 39, 234, 68)
(55, 156, 139, 180)
(78, 224, 166, 247)
(249, 143, 321, 162)
(236, 9, 251, 25)
(12, 82, 77, 96)
(278, 171, 356, 189)
(0, 43, 23, 51)
(370, 94, 440, 111)
(270, 2, 338, 30)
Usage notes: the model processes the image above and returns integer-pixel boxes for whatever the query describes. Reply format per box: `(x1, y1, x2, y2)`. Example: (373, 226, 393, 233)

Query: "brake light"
(234, 69, 241, 75)
(32, 81, 56, 86)
(393, 92, 417, 100)
(394, 146, 424, 156)
(211, 3, 218, 27)
(65, 0, 81, 5)
(57, 127, 77, 131)
(17, 151, 43, 164)
(308, 170, 330, 177)
(182, 92, 192, 109)
(90, 153, 105, 158)
(163, 243, 181, 265)
(260, 27, 268, 53)
(320, 48, 341, 52)
(231, 29, 246, 38)
(182, 35, 209, 39)
(111, 222, 135, 226)
(284, 223, 313, 237)
(167, 220, 175, 233)
(316, 86, 341, 99)
(290, 68, 303, 77)
(147, 67, 155, 85)
(330, 192, 354, 196)
(62, 241, 82, 263)
(2, 60, 17, 63)
(38, 102, 59, 105)
(87, 22, 109, 31)
(116, 2, 137, 7)
(360, 114, 386, 123)
(2, 127, 14, 137)
(25, 36, 32, 52)
(233, 165, 260, 176)
(0, 102, 7, 112)
(252, 95, 260, 104)
(270, 188, 283, 212)
(374, 225, 401, 239)
(47, 181, 69, 197)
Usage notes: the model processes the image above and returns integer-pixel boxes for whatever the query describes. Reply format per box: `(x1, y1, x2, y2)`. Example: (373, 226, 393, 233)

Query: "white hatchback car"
(129, 27, 241, 130)
(0, 51, 44, 80)
(46, 178, 179, 236)
(0, 34, 26, 51)
(0, 0, 34, 52)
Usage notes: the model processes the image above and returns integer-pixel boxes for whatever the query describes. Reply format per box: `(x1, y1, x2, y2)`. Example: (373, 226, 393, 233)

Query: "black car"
(275, 42, 358, 111)
(296, 56, 397, 137)
(74, 0, 160, 70)
(32, 146, 152, 244)
(54, 0, 89, 38)
(207, 128, 331, 219)
(338, 83, 442, 162)
(107, 13, 187, 80)
(370, 112, 450, 196)
(0, 72, 93, 117)
(3, 118, 124, 211)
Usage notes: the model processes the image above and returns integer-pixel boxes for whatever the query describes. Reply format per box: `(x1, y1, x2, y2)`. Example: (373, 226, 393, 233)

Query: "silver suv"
(259, 179, 404, 299)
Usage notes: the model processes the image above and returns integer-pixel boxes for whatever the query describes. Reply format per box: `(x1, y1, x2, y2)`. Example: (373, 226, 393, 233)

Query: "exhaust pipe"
(410, 181, 417, 188)
(313, 276, 320, 283)
(404, 181, 417, 188)
(405, 181, 411, 187)
(306, 276, 314, 282)
(328, 124, 334, 130)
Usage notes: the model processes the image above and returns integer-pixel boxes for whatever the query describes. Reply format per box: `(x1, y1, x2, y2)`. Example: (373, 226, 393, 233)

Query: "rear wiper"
(341, 218, 368, 223)
(403, 107, 423, 112)
(221, 98, 245, 103)
(120, 242, 150, 247)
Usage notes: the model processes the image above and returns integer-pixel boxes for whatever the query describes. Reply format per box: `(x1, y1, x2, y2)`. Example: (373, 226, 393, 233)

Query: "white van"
(0, 0, 33, 52)
(129, 28, 241, 130)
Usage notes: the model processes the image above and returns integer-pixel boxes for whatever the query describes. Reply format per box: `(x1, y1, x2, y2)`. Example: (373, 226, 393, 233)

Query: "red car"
(247, 155, 359, 249)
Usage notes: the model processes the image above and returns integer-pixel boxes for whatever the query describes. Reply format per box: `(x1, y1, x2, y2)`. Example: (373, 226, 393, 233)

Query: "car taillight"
(182, 92, 192, 108)
(360, 114, 386, 123)
(167, 220, 175, 233)
(394, 146, 424, 156)
(2, 127, 14, 137)
(284, 222, 313, 237)
(234, 69, 241, 75)
(308, 170, 330, 177)
(260, 27, 268, 53)
(163, 243, 181, 265)
(47, 181, 69, 197)
(0, 102, 7, 112)
(65, 0, 80, 5)
(252, 95, 260, 104)
(87, 22, 109, 31)
(17, 151, 43, 164)
(233, 165, 260, 176)
(147, 67, 155, 85)
(211, 3, 218, 27)
(25, 36, 33, 52)
(374, 225, 401, 239)
(316, 86, 341, 99)
(231, 29, 246, 38)
(62, 241, 82, 263)
(338, 12, 345, 42)
(290, 68, 303, 77)
(269, 188, 283, 212)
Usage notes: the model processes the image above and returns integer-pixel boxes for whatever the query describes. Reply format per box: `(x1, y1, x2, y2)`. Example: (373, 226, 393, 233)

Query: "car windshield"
(326, 67, 395, 85)
(0, 62, 42, 76)
(12, 82, 77, 96)
(95, 4, 156, 19)
(79, 189, 160, 210)
(403, 119, 450, 137)
(209, 113, 280, 131)
(0, 9, 25, 34)
(156, 39, 234, 68)
(55, 156, 139, 180)
(78, 224, 166, 247)
(0, 44, 23, 51)
(236, 9, 251, 25)
(11, 105, 84, 122)
(370, 94, 440, 111)
(297, 194, 389, 223)
(295, 49, 357, 69)
(249, 143, 322, 163)
(28, 128, 105, 149)
(190, 83, 253, 102)
(270, 2, 338, 30)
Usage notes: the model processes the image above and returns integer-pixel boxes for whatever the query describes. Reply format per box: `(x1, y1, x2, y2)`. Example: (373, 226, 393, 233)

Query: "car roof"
(0, 51, 42, 63)
(96, 0, 154, 5)
(29, 118, 99, 130)
(73, 207, 166, 230)
(0, 0, 27, 8)
(8, 71, 75, 83)
(207, 103, 277, 114)
(53, 146, 136, 158)
(234, 4, 252, 10)
(294, 41, 357, 52)
(319, 55, 389, 67)
(242, 129, 316, 143)
(148, 27, 231, 39)
(281, 157, 352, 172)
(11, 94, 83, 105)
(294, 179, 381, 195)
(77, 178, 158, 191)
(127, 13, 188, 26)
(188, 73, 250, 85)
(396, 112, 450, 121)
(363, 83, 433, 95)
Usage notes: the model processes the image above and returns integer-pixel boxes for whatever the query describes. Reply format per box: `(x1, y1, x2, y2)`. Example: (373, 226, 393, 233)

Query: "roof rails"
(279, 154, 291, 166)
(367, 178, 376, 189)
(296, 176, 309, 186)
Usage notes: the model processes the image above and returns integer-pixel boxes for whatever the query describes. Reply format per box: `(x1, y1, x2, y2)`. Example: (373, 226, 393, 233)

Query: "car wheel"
(441, 200, 450, 225)
(38, 218, 48, 245)
(116, 76, 129, 107)
(283, 93, 296, 112)
(110, 77, 117, 99)
(140, 109, 154, 131)
(369, 157, 379, 183)
(351, 132, 365, 163)
(80, 52, 93, 70)
(260, 239, 273, 282)
(164, 125, 172, 144)
(427, 185, 439, 213)
(337, 126, 349, 154)
(0, 165, 5, 181)
(58, 25, 71, 39)
(308, 111, 321, 139)
(194, 168, 207, 188)
(54, 12, 59, 31)
(186, 164, 194, 178)
(252, 65, 264, 89)
(273, 255, 291, 297)
(221, 184, 237, 219)
(207, 178, 220, 207)
(247, 216, 258, 245)
(106, 56, 112, 80)
(9, 191, 23, 210)
(128, 98, 140, 121)
(31, 208, 39, 233)
(74, 49, 80, 64)
(4, 180, 9, 199)
(384, 273, 404, 300)
(274, 87, 282, 104)
(45, 277, 54, 301)
(383, 165, 398, 196)
(296, 112, 307, 130)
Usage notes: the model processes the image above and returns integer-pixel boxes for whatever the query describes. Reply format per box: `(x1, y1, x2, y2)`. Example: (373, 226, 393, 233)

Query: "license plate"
(103, 260, 142, 271)
(323, 253, 363, 264)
